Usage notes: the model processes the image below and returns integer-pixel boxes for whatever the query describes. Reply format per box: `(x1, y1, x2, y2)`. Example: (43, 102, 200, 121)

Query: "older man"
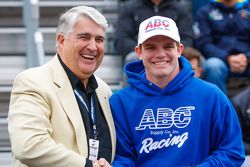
(8, 6, 115, 167)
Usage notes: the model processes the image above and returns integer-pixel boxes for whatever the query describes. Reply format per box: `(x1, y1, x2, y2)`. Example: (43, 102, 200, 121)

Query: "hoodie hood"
(211, 0, 249, 10)
(124, 56, 194, 95)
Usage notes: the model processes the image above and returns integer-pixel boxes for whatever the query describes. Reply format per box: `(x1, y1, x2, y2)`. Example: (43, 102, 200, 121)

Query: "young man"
(8, 6, 115, 167)
(115, 0, 193, 86)
(110, 16, 245, 166)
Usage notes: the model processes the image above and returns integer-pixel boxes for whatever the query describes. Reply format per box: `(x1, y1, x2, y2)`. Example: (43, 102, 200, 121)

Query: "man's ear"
(57, 32, 65, 48)
(135, 45, 143, 60)
(178, 43, 184, 57)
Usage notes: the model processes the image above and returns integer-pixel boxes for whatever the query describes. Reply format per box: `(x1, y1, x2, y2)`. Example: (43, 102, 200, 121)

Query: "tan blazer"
(8, 56, 116, 167)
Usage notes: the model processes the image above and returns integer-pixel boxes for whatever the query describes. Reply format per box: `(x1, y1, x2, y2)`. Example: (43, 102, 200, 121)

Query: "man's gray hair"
(56, 6, 108, 37)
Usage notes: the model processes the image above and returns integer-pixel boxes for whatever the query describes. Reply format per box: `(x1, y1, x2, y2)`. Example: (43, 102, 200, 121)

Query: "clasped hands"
(92, 158, 112, 167)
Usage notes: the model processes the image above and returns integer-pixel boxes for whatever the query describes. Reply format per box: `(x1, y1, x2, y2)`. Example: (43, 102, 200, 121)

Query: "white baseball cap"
(137, 16, 180, 45)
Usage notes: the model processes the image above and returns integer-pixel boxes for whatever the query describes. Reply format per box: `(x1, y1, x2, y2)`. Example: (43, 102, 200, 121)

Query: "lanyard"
(74, 89, 98, 139)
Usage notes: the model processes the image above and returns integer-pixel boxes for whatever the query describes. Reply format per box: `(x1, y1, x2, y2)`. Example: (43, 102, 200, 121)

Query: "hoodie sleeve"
(194, 6, 228, 60)
(109, 94, 136, 167)
(197, 95, 245, 166)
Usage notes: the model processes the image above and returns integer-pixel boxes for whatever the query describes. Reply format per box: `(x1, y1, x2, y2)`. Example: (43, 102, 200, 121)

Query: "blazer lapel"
(51, 56, 87, 155)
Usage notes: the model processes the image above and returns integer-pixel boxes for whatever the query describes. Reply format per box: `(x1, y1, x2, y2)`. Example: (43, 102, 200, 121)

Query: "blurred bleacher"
(0, 0, 123, 166)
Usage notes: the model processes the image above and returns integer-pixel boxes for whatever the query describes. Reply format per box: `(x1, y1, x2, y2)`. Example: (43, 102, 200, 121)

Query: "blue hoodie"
(110, 57, 245, 166)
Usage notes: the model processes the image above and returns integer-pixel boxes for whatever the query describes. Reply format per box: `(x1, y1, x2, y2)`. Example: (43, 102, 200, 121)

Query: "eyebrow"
(76, 32, 105, 40)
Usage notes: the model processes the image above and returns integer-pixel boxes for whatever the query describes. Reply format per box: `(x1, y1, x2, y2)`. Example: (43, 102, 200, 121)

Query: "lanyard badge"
(89, 139, 100, 160)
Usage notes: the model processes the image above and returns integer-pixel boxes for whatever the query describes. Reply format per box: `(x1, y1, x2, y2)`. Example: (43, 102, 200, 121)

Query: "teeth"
(154, 61, 167, 65)
(81, 54, 95, 59)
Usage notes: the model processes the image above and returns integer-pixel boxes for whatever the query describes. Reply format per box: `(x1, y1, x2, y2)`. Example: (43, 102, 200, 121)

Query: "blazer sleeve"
(8, 71, 86, 167)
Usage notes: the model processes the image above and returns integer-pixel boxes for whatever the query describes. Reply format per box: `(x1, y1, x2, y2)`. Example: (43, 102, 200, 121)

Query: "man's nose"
(86, 38, 97, 51)
(157, 48, 166, 58)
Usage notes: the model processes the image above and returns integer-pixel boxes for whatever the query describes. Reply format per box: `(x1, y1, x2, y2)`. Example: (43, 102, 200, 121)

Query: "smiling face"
(57, 16, 105, 86)
(135, 35, 183, 88)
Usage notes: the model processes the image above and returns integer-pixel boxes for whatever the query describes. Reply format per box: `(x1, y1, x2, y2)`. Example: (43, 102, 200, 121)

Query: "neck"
(153, 79, 170, 89)
(81, 79, 89, 89)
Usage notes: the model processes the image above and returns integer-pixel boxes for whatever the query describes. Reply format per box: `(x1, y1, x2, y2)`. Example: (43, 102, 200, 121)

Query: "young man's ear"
(135, 45, 143, 60)
(178, 43, 184, 57)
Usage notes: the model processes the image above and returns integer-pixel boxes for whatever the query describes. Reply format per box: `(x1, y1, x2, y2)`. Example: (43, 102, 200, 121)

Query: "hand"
(228, 54, 248, 73)
(98, 158, 112, 167)
(92, 158, 112, 167)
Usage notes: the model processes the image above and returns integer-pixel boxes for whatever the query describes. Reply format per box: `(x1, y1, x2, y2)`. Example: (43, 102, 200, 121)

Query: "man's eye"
(96, 38, 104, 43)
(76, 35, 89, 40)
(145, 46, 154, 50)
(79, 36, 87, 40)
